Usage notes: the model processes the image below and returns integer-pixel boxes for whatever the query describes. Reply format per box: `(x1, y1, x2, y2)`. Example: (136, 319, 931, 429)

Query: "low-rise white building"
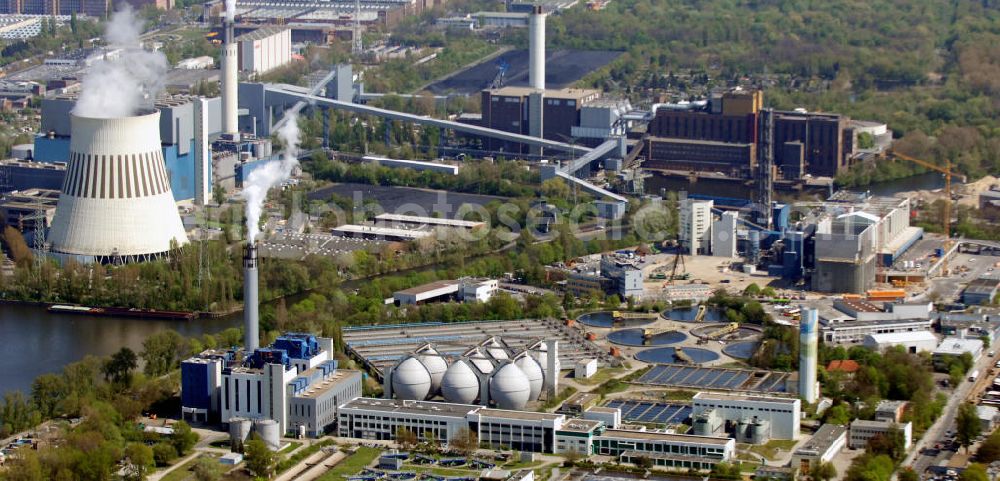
(932, 337, 984, 369)
(863, 330, 938, 354)
(237, 27, 292, 74)
(849, 419, 912, 451)
(575, 359, 597, 379)
(791, 424, 847, 474)
(821, 318, 933, 344)
(692, 392, 800, 440)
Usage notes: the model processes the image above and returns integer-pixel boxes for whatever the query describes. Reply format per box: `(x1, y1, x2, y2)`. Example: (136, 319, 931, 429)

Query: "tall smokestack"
(243, 243, 259, 350)
(528, 5, 545, 91)
(798, 307, 819, 404)
(222, 19, 240, 141)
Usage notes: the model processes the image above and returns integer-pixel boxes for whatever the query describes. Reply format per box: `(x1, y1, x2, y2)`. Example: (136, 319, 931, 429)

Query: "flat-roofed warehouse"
(343, 318, 613, 380)
(330, 224, 432, 241)
(374, 213, 485, 230)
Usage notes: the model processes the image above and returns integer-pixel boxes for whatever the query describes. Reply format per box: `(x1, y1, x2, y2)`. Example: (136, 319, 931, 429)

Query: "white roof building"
(863, 331, 938, 354)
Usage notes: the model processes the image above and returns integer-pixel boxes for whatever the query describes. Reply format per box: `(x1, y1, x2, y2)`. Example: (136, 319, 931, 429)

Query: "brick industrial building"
(645, 89, 854, 179)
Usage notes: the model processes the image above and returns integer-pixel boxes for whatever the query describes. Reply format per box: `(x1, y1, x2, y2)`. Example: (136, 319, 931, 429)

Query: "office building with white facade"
(791, 424, 847, 474)
(849, 419, 912, 451)
(820, 318, 933, 344)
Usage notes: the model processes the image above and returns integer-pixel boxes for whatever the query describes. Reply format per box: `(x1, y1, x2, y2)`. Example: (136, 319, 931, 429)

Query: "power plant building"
(691, 392, 801, 440)
(181, 333, 363, 438)
(237, 27, 292, 75)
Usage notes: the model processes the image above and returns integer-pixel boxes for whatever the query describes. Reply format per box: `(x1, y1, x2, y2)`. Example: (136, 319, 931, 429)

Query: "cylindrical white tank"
(254, 419, 281, 451)
(48, 109, 189, 259)
(528, 6, 546, 91)
(391, 356, 432, 401)
(489, 363, 530, 410)
(514, 355, 544, 401)
(228, 417, 252, 444)
(419, 350, 449, 398)
(441, 360, 480, 404)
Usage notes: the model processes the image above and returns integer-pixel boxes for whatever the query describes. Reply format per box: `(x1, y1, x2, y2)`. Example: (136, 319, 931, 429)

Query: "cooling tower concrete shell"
(254, 419, 281, 451)
(514, 355, 544, 401)
(391, 356, 432, 401)
(490, 363, 531, 410)
(418, 351, 448, 397)
(441, 360, 480, 404)
(48, 110, 189, 259)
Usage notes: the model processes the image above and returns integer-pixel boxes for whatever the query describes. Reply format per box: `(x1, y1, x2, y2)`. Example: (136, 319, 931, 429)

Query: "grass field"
(746, 439, 799, 460)
(315, 446, 381, 481)
(160, 453, 218, 481)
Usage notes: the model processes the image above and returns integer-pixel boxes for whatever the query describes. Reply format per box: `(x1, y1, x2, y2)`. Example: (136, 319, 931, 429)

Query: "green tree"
(103, 347, 138, 386)
(171, 420, 198, 456)
(31, 373, 67, 418)
(822, 404, 852, 425)
(153, 442, 178, 466)
(192, 456, 223, 481)
(960, 464, 989, 481)
(742, 283, 761, 296)
(813, 461, 837, 481)
(958, 402, 983, 452)
(3, 447, 44, 481)
(450, 427, 478, 458)
(898, 468, 920, 481)
(975, 429, 1000, 463)
(123, 443, 155, 481)
(244, 434, 276, 478)
(141, 330, 185, 377)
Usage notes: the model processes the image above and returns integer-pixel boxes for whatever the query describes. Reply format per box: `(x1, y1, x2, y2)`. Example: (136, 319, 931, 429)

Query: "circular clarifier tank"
(578, 311, 655, 328)
(722, 341, 760, 360)
(634, 347, 720, 364)
(661, 306, 726, 323)
(608, 329, 687, 347)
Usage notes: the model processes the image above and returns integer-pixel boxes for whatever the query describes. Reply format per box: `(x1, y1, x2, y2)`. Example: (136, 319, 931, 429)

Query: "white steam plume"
(73, 5, 167, 118)
(225, 0, 236, 23)
(241, 112, 301, 242)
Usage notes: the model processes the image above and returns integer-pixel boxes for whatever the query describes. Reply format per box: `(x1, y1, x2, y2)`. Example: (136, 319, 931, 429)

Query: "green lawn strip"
(315, 446, 382, 481)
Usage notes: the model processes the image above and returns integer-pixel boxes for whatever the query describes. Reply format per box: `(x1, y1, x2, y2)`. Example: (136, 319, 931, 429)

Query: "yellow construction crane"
(887, 149, 966, 271)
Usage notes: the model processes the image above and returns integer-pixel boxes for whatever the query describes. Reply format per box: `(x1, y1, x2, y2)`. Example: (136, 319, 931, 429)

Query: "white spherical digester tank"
(391, 356, 432, 401)
(489, 363, 531, 410)
(514, 355, 544, 401)
(419, 350, 449, 398)
(441, 359, 480, 404)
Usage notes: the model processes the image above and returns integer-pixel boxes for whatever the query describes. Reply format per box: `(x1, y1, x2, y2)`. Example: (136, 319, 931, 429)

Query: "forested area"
(549, 0, 1000, 181)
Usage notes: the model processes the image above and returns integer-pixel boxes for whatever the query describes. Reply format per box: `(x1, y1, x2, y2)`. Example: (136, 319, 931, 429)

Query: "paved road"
(904, 352, 996, 474)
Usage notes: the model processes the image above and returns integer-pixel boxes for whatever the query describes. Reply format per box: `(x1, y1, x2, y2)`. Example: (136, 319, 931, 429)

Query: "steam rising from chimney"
(73, 5, 167, 118)
(240, 112, 301, 243)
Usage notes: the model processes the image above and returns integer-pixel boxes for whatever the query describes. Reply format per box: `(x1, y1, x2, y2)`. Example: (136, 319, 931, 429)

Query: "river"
(0, 304, 237, 396)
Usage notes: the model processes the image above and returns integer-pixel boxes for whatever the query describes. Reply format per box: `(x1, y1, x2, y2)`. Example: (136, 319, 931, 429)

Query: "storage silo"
(254, 419, 281, 451)
(228, 417, 252, 445)
(514, 354, 544, 401)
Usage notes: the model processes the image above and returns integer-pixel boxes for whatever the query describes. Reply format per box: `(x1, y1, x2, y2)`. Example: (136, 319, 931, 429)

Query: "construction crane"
(888, 150, 963, 236)
(887, 149, 966, 273)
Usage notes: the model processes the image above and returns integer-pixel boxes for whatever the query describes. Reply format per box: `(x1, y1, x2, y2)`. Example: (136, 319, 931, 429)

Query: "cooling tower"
(48, 109, 188, 261)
